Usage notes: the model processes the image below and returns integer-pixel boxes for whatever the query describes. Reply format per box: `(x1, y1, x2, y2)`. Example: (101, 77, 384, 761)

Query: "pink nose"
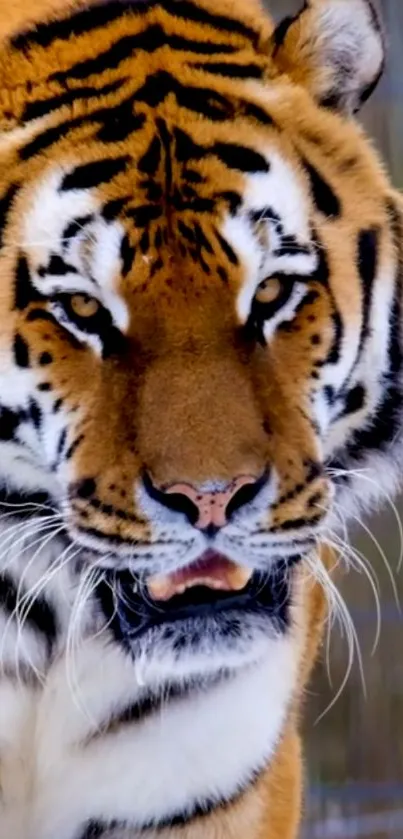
(164, 476, 261, 531)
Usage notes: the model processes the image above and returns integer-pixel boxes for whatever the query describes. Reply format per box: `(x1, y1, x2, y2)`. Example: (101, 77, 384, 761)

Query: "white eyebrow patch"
(245, 150, 311, 240)
(222, 150, 318, 323)
(22, 165, 130, 335)
(23, 166, 98, 270)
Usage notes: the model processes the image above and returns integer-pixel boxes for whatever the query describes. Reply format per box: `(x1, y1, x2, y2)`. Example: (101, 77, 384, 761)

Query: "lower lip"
(96, 561, 295, 641)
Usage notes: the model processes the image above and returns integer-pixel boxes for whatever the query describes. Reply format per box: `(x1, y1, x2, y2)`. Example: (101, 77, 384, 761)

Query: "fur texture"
(0, 0, 399, 837)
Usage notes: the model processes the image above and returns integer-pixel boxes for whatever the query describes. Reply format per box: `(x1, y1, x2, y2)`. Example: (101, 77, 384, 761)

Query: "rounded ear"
(272, 0, 385, 114)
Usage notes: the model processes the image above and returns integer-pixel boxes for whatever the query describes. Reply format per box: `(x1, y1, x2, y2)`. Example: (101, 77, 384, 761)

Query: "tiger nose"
(144, 474, 265, 533)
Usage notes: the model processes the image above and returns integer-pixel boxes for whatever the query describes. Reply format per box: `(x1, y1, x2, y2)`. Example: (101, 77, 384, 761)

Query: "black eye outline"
(52, 292, 113, 337)
(246, 276, 297, 346)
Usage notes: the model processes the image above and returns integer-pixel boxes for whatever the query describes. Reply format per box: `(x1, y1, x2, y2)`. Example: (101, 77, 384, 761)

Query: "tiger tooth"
(146, 562, 253, 603)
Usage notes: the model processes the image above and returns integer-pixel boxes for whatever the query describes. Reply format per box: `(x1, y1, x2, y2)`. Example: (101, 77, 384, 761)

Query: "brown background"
(263, 2, 403, 837)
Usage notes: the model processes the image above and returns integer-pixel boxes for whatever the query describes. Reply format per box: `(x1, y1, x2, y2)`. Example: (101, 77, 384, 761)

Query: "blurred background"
(264, 1, 403, 836)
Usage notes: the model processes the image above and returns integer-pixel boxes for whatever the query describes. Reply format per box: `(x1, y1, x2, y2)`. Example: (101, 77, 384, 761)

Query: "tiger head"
(0, 0, 397, 681)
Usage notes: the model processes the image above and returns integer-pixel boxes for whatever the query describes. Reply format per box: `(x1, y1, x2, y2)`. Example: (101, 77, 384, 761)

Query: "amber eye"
(54, 292, 112, 337)
(70, 293, 100, 319)
(248, 275, 297, 346)
(255, 277, 283, 306)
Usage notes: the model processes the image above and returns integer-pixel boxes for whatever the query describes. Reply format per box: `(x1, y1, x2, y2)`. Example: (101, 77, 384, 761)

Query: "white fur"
(311, 0, 384, 111)
(0, 525, 300, 839)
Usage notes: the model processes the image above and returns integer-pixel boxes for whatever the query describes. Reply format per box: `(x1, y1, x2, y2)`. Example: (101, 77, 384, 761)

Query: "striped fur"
(0, 1, 399, 837)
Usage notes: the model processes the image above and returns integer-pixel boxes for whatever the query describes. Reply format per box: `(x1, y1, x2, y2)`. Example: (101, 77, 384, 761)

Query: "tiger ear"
(271, 0, 385, 114)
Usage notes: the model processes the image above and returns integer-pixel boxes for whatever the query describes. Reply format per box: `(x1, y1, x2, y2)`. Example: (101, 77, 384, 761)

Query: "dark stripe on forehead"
(165, 0, 259, 42)
(60, 157, 130, 191)
(51, 26, 239, 84)
(134, 70, 233, 120)
(11, 1, 154, 50)
(22, 79, 124, 122)
(12, 0, 258, 51)
(20, 103, 144, 160)
(191, 61, 263, 79)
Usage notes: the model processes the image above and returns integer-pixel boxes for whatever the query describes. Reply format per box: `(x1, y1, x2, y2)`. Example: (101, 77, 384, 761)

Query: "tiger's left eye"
(70, 293, 100, 319)
(255, 277, 283, 306)
(253, 276, 296, 318)
(247, 276, 297, 346)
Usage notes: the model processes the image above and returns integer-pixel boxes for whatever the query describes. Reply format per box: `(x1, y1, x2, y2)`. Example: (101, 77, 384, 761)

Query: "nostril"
(225, 471, 268, 521)
(143, 471, 269, 530)
(142, 472, 200, 525)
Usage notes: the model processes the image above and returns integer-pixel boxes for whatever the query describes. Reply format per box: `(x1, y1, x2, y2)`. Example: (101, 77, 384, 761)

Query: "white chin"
(122, 616, 282, 690)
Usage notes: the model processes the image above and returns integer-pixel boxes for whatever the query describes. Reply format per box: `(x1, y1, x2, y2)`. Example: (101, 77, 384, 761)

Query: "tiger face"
(0, 0, 396, 680)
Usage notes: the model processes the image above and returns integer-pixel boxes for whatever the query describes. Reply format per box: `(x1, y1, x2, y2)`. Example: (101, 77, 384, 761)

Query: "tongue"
(147, 551, 252, 602)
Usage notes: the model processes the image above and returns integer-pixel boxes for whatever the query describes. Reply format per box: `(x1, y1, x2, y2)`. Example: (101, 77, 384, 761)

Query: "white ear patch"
(274, 0, 385, 113)
(314, 0, 385, 110)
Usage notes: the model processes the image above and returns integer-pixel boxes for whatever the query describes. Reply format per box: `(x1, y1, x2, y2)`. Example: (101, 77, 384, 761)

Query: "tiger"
(0, 0, 398, 836)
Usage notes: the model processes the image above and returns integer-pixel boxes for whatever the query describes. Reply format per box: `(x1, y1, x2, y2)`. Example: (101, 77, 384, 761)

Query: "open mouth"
(96, 551, 295, 643)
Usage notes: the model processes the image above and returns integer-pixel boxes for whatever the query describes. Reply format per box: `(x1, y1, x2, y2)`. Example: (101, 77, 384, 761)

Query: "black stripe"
(76, 771, 261, 838)
(0, 183, 19, 249)
(14, 254, 43, 310)
(164, 0, 258, 43)
(20, 116, 85, 160)
(28, 399, 43, 429)
(158, 117, 173, 203)
(63, 214, 95, 244)
(86, 678, 223, 743)
(135, 70, 233, 121)
(212, 142, 269, 173)
(12, 1, 154, 49)
(214, 230, 239, 265)
(341, 385, 366, 417)
(272, 13, 299, 51)
(60, 157, 130, 191)
(191, 61, 263, 79)
(272, 514, 323, 532)
(303, 160, 341, 218)
(26, 308, 59, 327)
(13, 0, 257, 52)
(51, 26, 238, 84)
(120, 234, 136, 277)
(13, 333, 30, 368)
(345, 206, 403, 460)
(0, 406, 20, 441)
(76, 821, 118, 839)
(22, 80, 123, 122)
(356, 228, 379, 357)
(20, 98, 144, 160)
(64, 433, 85, 460)
(101, 198, 130, 222)
(38, 254, 78, 278)
(0, 572, 58, 651)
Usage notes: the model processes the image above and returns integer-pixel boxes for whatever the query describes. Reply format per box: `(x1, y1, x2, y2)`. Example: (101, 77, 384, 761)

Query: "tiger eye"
(70, 294, 100, 318)
(255, 277, 282, 305)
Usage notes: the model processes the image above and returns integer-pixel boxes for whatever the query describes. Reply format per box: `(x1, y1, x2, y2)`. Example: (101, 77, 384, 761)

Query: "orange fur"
(0, 1, 395, 836)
